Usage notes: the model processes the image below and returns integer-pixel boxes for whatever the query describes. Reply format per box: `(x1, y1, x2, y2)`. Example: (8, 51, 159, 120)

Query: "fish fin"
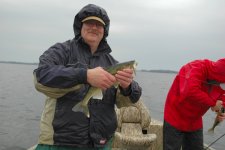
(207, 128, 214, 134)
(92, 88, 103, 99)
(72, 101, 83, 112)
(72, 87, 102, 118)
(83, 106, 90, 118)
(72, 102, 90, 118)
(113, 82, 119, 88)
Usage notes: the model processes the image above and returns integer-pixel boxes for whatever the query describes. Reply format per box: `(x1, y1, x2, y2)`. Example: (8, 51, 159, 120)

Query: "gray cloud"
(0, 0, 225, 70)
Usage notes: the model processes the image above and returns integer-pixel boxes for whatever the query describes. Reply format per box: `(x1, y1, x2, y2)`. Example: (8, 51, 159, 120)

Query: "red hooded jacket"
(164, 59, 225, 131)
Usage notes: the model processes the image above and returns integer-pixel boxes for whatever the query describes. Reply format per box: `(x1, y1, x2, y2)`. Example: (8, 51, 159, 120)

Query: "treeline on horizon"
(0, 61, 178, 73)
(139, 69, 178, 74)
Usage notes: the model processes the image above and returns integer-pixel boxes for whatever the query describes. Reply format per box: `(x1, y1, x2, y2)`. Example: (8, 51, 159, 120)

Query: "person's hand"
(115, 68, 134, 89)
(87, 67, 116, 90)
(211, 100, 223, 112)
(217, 112, 225, 122)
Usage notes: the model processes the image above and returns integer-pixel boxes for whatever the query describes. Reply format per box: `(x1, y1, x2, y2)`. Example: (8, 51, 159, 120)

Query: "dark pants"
(35, 137, 113, 150)
(163, 120, 203, 150)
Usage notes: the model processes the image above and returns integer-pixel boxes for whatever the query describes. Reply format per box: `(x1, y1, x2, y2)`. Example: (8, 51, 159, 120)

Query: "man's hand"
(87, 67, 116, 90)
(211, 101, 225, 122)
(217, 112, 225, 122)
(115, 68, 134, 89)
(211, 100, 223, 112)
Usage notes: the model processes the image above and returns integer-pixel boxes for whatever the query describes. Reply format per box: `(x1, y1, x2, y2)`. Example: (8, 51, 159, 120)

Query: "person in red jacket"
(163, 58, 225, 150)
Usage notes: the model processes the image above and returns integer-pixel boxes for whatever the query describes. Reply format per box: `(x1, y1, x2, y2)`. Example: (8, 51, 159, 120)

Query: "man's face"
(81, 20, 104, 46)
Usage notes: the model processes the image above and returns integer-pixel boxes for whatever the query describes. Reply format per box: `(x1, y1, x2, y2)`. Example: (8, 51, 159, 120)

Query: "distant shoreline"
(0, 61, 38, 65)
(0, 61, 178, 74)
(140, 69, 178, 74)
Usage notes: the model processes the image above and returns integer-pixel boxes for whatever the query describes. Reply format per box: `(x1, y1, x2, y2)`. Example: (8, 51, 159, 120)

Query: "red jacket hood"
(207, 58, 225, 83)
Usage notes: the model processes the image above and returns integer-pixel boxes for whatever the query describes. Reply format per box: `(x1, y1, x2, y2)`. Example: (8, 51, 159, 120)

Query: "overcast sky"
(1, 0, 225, 71)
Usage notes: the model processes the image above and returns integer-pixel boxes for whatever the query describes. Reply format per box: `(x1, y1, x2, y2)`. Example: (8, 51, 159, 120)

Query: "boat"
(28, 98, 215, 150)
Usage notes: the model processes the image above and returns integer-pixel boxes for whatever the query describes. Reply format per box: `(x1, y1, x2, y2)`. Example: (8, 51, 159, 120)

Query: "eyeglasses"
(83, 20, 104, 29)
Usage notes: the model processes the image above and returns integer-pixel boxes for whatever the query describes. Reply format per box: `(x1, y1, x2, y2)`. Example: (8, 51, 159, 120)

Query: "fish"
(72, 60, 138, 117)
(208, 107, 225, 133)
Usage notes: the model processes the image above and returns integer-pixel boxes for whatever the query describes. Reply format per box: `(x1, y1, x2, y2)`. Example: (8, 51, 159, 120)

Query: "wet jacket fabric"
(33, 4, 142, 148)
(164, 59, 225, 131)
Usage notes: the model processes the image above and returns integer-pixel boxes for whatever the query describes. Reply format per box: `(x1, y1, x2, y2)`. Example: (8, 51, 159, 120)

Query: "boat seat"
(113, 100, 157, 149)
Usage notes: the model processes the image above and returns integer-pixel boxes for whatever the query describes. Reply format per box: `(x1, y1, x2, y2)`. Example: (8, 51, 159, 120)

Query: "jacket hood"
(73, 4, 110, 39)
(206, 58, 225, 83)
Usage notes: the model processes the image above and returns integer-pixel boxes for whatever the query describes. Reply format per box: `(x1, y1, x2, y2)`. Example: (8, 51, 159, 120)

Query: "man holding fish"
(163, 58, 225, 150)
(33, 4, 142, 150)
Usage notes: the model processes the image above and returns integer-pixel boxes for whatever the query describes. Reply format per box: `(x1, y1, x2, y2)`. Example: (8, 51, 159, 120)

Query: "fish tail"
(207, 127, 214, 134)
(72, 102, 90, 118)
(208, 120, 220, 134)
(83, 105, 90, 118)
(72, 101, 82, 112)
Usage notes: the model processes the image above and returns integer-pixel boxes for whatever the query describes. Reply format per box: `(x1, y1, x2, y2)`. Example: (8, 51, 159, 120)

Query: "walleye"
(208, 107, 225, 133)
(72, 60, 137, 117)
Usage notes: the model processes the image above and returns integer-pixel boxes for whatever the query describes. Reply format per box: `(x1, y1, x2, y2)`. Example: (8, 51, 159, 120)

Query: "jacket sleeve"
(34, 41, 87, 98)
(116, 81, 142, 108)
(178, 64, 216, 107)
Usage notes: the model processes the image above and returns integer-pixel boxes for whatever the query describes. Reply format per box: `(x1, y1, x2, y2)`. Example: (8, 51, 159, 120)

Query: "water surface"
(0, 63, 224, 150)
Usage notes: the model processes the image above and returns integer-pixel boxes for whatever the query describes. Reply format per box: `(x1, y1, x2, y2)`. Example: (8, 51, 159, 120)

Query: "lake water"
(0, 63, 224, 150)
